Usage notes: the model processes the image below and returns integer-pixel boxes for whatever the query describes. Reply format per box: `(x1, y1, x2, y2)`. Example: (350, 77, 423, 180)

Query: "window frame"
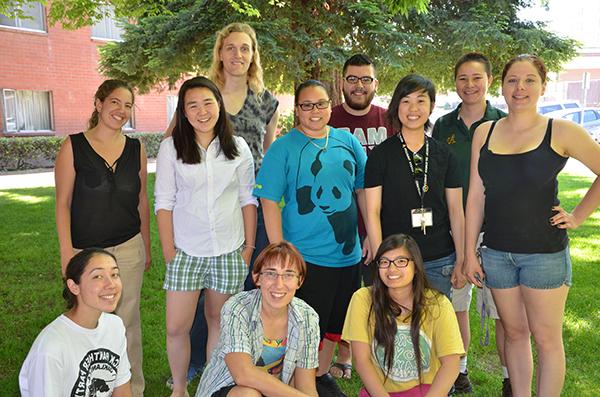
(1, 88, 54, 134)
(0, 3, 46, 33)
(90, 5, 125, 42)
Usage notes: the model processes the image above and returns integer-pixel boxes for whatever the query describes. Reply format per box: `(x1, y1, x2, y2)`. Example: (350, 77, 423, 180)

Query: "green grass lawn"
(1, 172, 598, 396)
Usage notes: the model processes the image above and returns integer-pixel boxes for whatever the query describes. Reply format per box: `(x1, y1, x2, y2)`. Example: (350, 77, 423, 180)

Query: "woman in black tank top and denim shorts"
(464, 55, 600, 397)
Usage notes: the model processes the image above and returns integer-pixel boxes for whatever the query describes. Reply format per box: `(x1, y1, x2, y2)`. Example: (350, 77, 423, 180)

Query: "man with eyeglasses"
(331, 54, 392, 156)
(323, 53, 394, 385)
(330, 54, 393, 286)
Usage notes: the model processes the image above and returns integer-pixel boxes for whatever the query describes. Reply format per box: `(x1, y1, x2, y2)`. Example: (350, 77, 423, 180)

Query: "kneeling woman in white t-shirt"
(20, 248, 131, 397)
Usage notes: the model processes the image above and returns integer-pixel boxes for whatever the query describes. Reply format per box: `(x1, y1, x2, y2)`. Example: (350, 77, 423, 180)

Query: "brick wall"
(0, 18, 179, 136)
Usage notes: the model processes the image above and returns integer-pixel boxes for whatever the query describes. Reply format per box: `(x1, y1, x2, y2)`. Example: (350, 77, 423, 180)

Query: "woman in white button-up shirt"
(155, 76, 258, 397)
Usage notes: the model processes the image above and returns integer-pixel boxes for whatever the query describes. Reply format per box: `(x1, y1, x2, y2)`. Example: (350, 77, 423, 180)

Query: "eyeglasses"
(297, 100, 331, 111)
(412, 153, 424, 175)
(260, 270, 300, 283)
(377, 256, 412, 269)
(345, 75, 375, 85)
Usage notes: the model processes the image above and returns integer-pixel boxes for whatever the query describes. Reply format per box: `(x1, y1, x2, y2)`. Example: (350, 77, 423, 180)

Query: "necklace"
(301, 127, 329, 152)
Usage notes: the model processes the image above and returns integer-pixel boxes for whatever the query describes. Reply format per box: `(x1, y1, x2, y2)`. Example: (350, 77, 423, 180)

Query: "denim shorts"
(424, 252, 456, 299)
(480, 246, 572, 289)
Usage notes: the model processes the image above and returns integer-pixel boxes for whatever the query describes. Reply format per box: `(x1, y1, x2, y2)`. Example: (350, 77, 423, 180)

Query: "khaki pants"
(77, 233, 146, 396)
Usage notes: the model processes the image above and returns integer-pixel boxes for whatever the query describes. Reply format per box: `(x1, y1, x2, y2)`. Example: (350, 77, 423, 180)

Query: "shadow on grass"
(1, 175, 599, 396)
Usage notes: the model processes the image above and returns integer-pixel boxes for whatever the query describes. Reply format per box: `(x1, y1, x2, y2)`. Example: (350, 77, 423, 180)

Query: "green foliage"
(3, 1, 577, 95)
(0, 0, 171, 29)
(127, 131, 163, 158)
(277, 110, 295, 135)
(93, 0, 577, 96)
(0, 132, 162, 171)
(0, 0, 33, 17)
(0, 136, 63, 171)
(97, 0, 432, 94)
(402, 0, 580, 93)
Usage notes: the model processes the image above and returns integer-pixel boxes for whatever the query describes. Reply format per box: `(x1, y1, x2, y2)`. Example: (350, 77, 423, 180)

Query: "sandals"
(329, 362, 352, 379)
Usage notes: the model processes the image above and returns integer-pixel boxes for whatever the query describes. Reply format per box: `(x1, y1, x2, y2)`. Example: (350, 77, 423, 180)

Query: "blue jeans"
(424, 252, 456, 299)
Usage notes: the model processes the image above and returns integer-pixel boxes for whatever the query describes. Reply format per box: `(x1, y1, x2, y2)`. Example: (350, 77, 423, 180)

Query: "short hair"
(501, 54, 547, 84)
(454, 52, 492, 79)
(294, 79, 329, 105)
(208, 22, 265, 96)
(386, 74, 436, 132)
(342, 53, 376, 76)
(252, 241, 307, 283)
(88, 80, 134, 130)
(63, 248, 117, 309)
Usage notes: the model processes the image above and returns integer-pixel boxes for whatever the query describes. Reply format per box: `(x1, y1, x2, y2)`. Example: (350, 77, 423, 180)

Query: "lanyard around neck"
(398, 133, 429, 207)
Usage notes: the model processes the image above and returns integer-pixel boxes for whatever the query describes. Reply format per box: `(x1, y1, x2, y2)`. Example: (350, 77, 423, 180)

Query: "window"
(539, 104, 562, 114)
(563, 111, 581, 124)
(2, 89, 52, 132)
(583, 110, 600, 123)
(91, 6, 124, 41)
(0, 3, 45, 32)
(167, 96, 178, 124)
(564, 102, 580, 109)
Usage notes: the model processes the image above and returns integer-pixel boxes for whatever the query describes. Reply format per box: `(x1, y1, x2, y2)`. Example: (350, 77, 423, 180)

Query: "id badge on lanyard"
(411, 207, 433, 234)
(398, 133, 433, 235)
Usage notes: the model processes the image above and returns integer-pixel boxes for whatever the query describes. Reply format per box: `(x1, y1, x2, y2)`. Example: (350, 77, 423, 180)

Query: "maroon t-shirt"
(329, 104, 394, 237)
(329, 104, 393, 154)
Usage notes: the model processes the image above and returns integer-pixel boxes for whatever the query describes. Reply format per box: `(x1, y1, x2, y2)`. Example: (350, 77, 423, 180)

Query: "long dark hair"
(369, 234, 434, 384)
(63, 248, 117, 309)
(88, 79, 134, 130)
(173, 76, 238, 164)
(386, 74, 436, 133)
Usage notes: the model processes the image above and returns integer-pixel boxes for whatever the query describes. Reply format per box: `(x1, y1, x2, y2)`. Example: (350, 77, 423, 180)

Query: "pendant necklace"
(302, 127, 329, 152)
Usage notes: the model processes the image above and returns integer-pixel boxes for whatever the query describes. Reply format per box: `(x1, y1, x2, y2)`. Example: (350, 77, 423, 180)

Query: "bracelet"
(243, 244, 256, 250)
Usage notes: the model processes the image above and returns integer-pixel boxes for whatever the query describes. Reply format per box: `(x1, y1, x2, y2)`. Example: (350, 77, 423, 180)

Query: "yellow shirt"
(342, 287, 464, 392)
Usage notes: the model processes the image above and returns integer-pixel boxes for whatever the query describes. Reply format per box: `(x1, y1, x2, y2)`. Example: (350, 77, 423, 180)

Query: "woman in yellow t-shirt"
(343, 234, 464, 396)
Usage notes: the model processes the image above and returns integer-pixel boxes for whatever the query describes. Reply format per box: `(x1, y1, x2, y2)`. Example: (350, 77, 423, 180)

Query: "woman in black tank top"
(464, 55, 600, 396)
(54, 80, 150, 396)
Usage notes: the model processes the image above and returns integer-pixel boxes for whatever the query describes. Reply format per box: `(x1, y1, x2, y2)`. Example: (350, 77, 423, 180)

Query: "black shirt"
(479, 120, 568, 253)
(70, 133, 141, 248)
(365, 135, 462, 261)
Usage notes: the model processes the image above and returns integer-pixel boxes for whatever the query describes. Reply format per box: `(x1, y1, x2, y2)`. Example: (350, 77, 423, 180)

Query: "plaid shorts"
(163, 248, 247, 294)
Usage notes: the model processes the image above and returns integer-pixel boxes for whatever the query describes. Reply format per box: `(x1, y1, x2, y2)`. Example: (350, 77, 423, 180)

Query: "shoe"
(502, 378, 513, 397)
(329, 362, 352, 379)
(453, 371, 473, 394)
(316, 373, 348, 397)
(166, 366, 203, 389)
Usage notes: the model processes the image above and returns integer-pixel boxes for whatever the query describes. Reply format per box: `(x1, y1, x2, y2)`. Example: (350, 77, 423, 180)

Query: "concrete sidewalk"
(0, 158, 595, 190)
(0, 160, 156, 189)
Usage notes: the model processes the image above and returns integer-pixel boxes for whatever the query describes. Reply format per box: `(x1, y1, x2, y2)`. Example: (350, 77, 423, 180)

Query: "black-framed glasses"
(345, 75, 375, 85)
(377, 256, 412, 269)
(260, 270, 300, 283)
(297, 100, 331, 111)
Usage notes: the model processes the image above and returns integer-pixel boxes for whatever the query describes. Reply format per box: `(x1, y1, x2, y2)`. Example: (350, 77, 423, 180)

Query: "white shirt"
(154, 136, 257, 257)
(19, 312, 131, 397)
